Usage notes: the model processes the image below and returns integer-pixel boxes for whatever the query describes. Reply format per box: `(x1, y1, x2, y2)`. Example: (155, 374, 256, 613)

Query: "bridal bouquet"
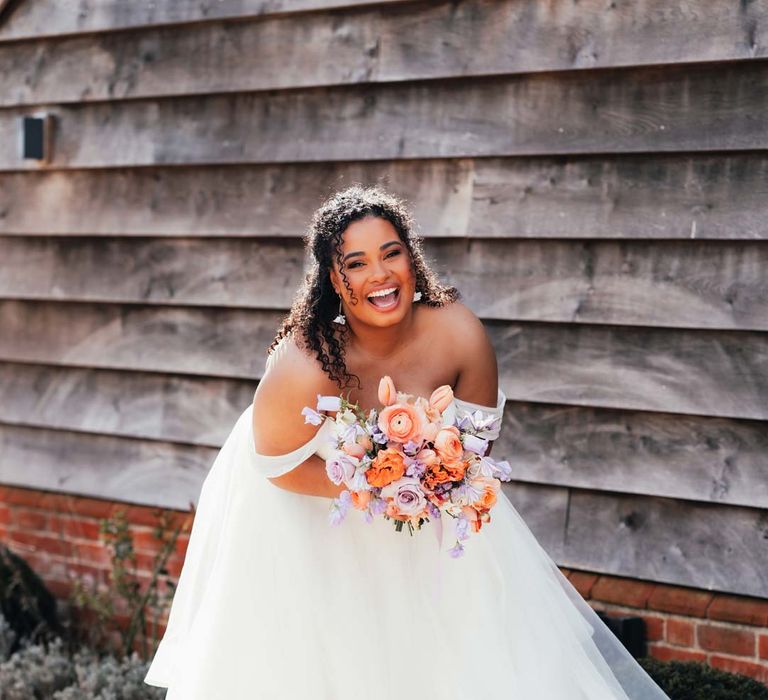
(302, 376, 512, 557)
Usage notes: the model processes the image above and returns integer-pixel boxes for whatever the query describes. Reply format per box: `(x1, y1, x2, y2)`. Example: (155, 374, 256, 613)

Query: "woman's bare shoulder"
(252, 335, 337, 455)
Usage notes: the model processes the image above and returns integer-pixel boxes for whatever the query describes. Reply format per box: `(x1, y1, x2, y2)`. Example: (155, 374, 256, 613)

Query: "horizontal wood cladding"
(1, 300, 766, 420)
(505, 482, 768, 598)
(0, 422, 215, 511)
(2, 154, 767, 240)
(1, 361, 765, 510)
(3, 61, 768, 170)
(0, 0, 412, 42)
(0, 362, 255, 448)
(1, 236, 766, 331)
(3, 0, 768, 106)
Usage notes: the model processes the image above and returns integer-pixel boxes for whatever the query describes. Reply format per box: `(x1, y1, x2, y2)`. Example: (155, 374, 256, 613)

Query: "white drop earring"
(333, 295, 346, 325)
(413, 290, 422, 302)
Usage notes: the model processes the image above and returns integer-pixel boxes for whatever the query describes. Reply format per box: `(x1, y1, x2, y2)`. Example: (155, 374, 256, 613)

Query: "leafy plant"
(69, 507, 191, 660)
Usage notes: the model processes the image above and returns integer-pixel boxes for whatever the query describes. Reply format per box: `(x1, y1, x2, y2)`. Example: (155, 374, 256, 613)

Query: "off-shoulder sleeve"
(452, 387, 507, 441)
(251, 409, 336, 479)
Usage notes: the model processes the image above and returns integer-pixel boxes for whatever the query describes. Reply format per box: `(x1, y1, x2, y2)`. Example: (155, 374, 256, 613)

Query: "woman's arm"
(252, 338, 347, 499)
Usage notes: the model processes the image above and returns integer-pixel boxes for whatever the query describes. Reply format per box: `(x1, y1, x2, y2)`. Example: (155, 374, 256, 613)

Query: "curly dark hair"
(267, 185, 461, 390)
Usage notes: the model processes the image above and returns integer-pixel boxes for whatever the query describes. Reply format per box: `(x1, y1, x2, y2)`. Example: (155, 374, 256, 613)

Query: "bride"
(144, 186, 670, 699)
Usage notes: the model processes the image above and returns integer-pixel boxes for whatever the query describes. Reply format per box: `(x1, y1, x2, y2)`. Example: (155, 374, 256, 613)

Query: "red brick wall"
(562, 568, 768, 686)
(1, 484, 767, 686)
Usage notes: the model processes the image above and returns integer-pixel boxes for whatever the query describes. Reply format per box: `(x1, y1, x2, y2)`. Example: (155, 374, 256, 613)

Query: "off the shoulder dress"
(144, 344, 670, 700)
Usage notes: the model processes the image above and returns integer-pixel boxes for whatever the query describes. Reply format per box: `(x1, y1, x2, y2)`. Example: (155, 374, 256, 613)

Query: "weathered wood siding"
(0, 0, 766, 598)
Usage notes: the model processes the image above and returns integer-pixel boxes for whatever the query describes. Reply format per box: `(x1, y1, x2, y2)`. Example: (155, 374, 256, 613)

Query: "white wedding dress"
(144, 348, 670, 699)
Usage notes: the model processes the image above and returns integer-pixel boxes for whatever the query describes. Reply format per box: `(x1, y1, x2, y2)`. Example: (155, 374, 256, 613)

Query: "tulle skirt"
(144, 407, 669, 699)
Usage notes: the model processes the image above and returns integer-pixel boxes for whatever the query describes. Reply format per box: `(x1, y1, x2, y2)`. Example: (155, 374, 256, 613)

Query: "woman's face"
(329, 216, 416, 328)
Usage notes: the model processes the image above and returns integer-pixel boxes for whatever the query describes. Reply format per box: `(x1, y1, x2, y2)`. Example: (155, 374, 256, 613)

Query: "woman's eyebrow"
(343, 240, 401, 262)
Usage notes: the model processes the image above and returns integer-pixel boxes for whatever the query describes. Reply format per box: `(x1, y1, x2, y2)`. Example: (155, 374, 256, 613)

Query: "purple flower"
(462, 434, 489, 455)
(328, 489, 352, 526)
(448, 541, 465, 558)
(402, 439, 422, 456)
(301, 406, 324, 426)
(380, 477, 427, 517)
(370, 497, 389, 516)
(427, 502, 441, 519)
(325, 453, 358, 486)
(404, 455, 426, 478)
(455, 516, 470, 541)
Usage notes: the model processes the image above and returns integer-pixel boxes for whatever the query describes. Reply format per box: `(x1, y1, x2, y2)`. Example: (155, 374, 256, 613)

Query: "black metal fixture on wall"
(19, 113, 53, 163)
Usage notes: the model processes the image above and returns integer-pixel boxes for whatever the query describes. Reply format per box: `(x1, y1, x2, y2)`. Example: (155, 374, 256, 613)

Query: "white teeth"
(367, 287, 397, 299)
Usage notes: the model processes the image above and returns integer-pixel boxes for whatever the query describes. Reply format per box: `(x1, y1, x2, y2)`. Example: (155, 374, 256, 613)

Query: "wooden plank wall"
(0, 0, 766, 598)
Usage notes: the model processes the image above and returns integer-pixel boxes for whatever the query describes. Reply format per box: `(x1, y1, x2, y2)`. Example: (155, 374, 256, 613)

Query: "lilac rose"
(325, 453, 358, 486)
(379, 477, 427, 517)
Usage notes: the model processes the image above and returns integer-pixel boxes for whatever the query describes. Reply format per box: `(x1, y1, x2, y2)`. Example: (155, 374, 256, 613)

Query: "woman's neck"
(344, 305, 419, 362)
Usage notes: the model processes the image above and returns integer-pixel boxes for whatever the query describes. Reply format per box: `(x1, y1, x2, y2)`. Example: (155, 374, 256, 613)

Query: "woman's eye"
(347, 250, 400, 269)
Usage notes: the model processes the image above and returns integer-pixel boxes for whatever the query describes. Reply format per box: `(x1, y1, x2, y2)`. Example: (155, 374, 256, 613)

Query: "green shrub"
(639, 656, 768, 700)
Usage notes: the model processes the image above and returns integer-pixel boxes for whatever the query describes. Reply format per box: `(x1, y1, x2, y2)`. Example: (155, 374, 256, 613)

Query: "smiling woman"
(145, 186, 672, 700)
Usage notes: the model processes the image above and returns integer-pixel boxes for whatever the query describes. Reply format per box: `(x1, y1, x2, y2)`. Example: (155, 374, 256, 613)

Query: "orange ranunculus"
(366, 448, 406, 488)
(470, 476, 501, 510)
(433, 425, 463, 463)
(423, 459, 467, 490)
(378, 402, 427, 444)
(351, 490, 372, 511)
(378, 375, 397, 406)
(429, 384, 454, 413)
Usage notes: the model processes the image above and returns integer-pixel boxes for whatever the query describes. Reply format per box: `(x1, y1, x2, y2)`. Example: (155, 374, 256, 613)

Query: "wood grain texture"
(0, 422, 214, 511)
(3, 0, 767, 106)
(504, 482, 768, 598)
(2, 154, 766, 240)
(0, 161, 473, 237)
(2, 236, 767, 332)
(3, 61, 768, 170)
(0, 362, 255, 447)
(487, 321, 768, 421)
(495, 401, 768, 510)
(1, 300, 766, 420)
(3, 360, 764, 509)
(0, 0, 412, 42)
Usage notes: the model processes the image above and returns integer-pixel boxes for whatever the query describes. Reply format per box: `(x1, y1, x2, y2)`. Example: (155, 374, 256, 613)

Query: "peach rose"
(351, 490, 372, 511)
(415, 448, 439, 467)
(366, 448, 406, 488)
(378, 402, 427, 445)
(461, 506, 482, 533)
(429, 384, 454, 413)
(378, 375, 397, 406)
(433, 425, 464, 464)
(470, 476, 500, 510)
(342, 442, 366, 459)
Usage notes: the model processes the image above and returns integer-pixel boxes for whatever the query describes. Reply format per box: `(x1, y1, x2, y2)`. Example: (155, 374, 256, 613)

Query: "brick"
(1, 487, 44, 508)
(0, 506, 11, 526)
(11, 508, 49, 531)
(648, 583, 714, 617)
(760, 634, 768, 661)
(7, 530, 73, 557)
(591, 575, 655, 608)
(697, 623, 755, 657)
(641, 614, 665, 642)
(568, 571, 599, 598)
(71, 541, 112, 567)
(709, 655, 768, 685)
(666, 618, 695, 647)
(707, 594, 768, 627)
(49, 515, 102, 541)
(648, 642, 707, 663)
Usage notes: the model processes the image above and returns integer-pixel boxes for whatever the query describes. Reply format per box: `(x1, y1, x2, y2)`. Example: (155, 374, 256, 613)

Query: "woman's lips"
(367, 288, 400, 311)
